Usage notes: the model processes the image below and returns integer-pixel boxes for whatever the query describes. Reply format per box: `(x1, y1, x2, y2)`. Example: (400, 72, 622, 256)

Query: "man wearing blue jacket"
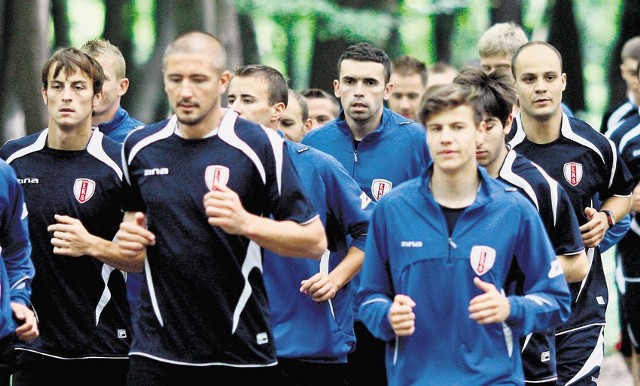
(301, 42, 430, 386)
(358, 82, 571, 385)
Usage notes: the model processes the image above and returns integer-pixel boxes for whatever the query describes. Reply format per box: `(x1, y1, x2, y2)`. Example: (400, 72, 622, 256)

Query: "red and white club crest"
(563, 162, 583, 187)
(469, 245, 496, 276)
(73, 178, 96, 203)
(371, 179, 393, 201)
(205, 165, 230, 190)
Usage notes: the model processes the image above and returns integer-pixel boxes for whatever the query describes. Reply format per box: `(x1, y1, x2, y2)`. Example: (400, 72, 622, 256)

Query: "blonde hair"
(478, 22, 528, 58)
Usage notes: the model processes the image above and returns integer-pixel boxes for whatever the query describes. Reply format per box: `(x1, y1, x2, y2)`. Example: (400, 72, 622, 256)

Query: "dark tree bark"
(238, 13, 259, 66)
(605, 0, 640, 111)
(309, 0, 398, 94)
(103, 0, 135, 72)
(548, 0, 585, 113)
(432, 12, 456, 64)
(489, 0, 522, 25)
(0, 0, 49, 142)
(51, 0, 70, 49)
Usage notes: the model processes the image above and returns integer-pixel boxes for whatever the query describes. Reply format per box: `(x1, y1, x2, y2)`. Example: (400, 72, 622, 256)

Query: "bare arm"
(300, 246, 364, 302)
(48, 214, 145, 272)
(204, 184, 327, 258)
(580, 195, 632, 248)
(557, 251, 588, 283)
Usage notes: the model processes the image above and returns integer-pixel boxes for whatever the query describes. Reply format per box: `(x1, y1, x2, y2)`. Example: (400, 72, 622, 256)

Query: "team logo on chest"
(73, 178, 96, 203)
(205, 165, 230, 190)
(563, 162, 583, 186)
(371, 179, 393, 201)
(469, 245, 496, 276)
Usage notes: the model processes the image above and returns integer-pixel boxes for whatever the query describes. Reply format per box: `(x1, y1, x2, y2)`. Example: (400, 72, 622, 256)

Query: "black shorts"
(126, 355, 280, 386)
(555, 325, 603, 385)
(12, 350, 129, 386)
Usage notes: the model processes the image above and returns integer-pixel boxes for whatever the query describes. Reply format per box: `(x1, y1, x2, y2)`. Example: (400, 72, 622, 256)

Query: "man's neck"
(47, 122, 93, 150)
(485, 145, 509, 177)
(91, 102, 120, 126)
(344, 110, 383, 141)
(520, 111, 563, 144)
(176, 107, 224, 139)
(431, 164, 480, 208)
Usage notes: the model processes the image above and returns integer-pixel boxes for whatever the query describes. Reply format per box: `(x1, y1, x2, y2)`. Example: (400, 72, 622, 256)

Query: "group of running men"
(0, 20, 638, 386)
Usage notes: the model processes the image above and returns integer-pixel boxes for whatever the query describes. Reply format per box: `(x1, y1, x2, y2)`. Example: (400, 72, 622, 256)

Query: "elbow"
(310, 233, 328, 260)
(564, 251, 589, 283)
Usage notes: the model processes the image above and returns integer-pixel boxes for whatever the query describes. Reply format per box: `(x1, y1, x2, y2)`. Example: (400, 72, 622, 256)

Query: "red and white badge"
(563, 162, 583, 187)
(205, 165, 230, 190)
(469, 245, 496, 276)
(74, 178, 96, 203)
(371, 179, 393, 201)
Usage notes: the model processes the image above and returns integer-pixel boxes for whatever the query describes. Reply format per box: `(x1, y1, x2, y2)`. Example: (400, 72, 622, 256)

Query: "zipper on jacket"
(354, 149, 358, 163)
(448, 237, 457, 263)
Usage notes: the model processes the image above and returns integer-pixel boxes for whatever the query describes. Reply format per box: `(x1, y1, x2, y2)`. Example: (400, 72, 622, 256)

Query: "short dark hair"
(300, 88, 340, 115)
(233, 64, 289, 107)
(418, 83, 482, 127)
(289, 89, 309, 121)
(511, 41, 563, 79)
(41, 47, 105, 95)
(337, 42, 391, 83)
(453, 67, 516, 128)
(391, 55, 428, 86)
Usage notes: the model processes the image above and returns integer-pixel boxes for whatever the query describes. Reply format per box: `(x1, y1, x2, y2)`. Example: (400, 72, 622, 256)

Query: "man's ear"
(41, 87, 48, 106)
(271, 102, 286, 124)
(303, 118, 313, 134)
(503, 114, 513, 135)
(118, 78, 130, 97)
(333, 79, 341, 98)
(93, 90, 104, 107)
(383, 82, 394, 101)
(218, 71, 232, 95)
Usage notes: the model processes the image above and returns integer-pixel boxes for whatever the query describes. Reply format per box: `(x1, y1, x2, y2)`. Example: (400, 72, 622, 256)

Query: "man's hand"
(300, 273, 338, 302)
(389, 294, 416, 336)
(468, 277, 510, 324)
(204, 184, 251, 235)
(579, 207, 607, 248)
(11, 302, 38, 342)
(48, 214, 95, 257)
(116, 212, 155, 258)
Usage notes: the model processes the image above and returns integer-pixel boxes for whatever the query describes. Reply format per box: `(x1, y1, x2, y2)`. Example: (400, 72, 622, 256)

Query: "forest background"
(0, 0, 639, 143)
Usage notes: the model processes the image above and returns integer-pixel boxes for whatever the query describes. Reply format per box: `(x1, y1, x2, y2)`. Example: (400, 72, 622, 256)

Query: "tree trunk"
(605, 0, 640, 111)
(548, 0, 585, 113)
(103, 0, 135, 72)
(489, 0, 522, 25)
(432, 12, 456, 64)
(0, 0, 49, 142)
(51, 0, 70, 49)
(309, 0, 398, 94)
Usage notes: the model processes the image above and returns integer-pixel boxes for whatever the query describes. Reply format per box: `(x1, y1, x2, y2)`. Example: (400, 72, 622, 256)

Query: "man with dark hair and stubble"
(302, 42, 430, 386)
(116, 32, 326, 385)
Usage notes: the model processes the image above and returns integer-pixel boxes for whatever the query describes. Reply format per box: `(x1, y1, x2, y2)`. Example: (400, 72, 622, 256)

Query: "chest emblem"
(205, 165, 230, 190)
(563, 162, 583, 186)
(470, 245, 496, 276)
(74, 178, 96, 203)
(371, 179, 393, 201)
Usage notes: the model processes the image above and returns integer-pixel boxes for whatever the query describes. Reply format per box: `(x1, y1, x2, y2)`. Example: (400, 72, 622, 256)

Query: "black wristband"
(600, 209, 616, 229)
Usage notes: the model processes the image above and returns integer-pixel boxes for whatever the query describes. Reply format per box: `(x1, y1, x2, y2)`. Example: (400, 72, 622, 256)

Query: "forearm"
(86, 234, 144, 272)
(328, 247, 364, 289)
(557, 251, 588, 283)
(243, 215, 327, 258)
(601, 195, 633, 222)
